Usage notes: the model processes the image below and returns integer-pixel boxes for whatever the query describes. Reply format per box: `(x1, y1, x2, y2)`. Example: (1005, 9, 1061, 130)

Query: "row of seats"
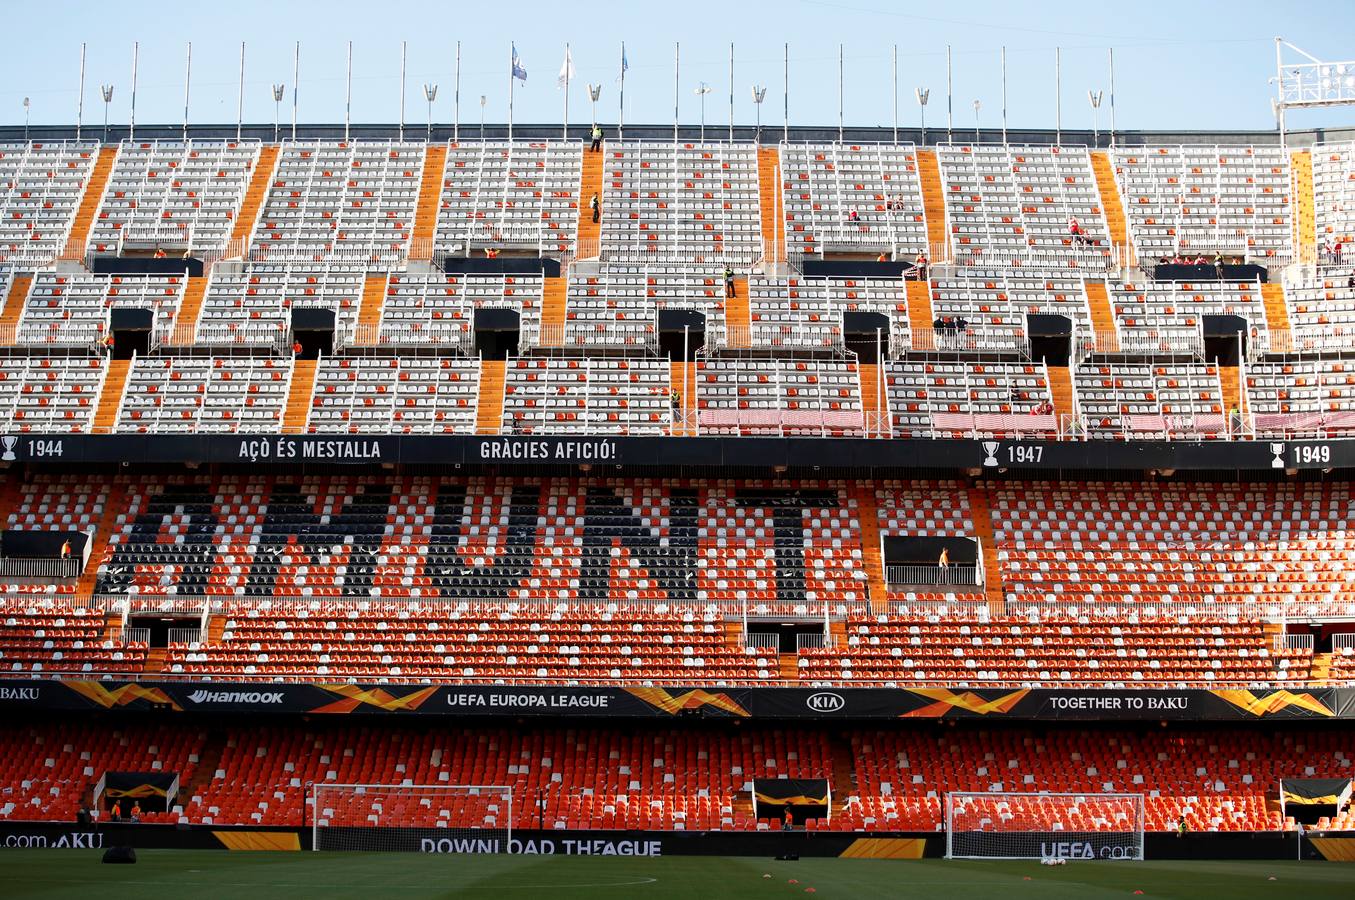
(1, 720, 1350, 832)
(437, 142, 581, 255)
(0, 141, 97, 264)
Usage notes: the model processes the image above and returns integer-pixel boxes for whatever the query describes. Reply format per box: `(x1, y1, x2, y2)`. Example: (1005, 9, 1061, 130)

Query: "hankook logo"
(806, 692, 845, 713)
(187, 690, 285, 705)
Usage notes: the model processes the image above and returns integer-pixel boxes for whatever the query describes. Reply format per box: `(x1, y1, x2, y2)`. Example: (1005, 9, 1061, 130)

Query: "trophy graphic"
(982, 441, 1000, 467)
(0, 436, 15, 462)
(1270, 443, 1285, 469)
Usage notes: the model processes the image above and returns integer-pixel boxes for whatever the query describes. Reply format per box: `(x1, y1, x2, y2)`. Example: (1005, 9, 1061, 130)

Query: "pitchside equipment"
(945, 792, 1145, 861)
(311, 784, 512, 852)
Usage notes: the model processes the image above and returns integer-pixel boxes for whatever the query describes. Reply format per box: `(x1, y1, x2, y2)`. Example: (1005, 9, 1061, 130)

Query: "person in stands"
(847, 208, 859, 223)
(590, 123, 603, 152)
(913, 250, 929, 281)
(153, 248, 167, 259)
(484, 247, 500, 259)
(783, 806, 794, 831)
(129, 802, 142, 824)
(100, 333, 114, 356)
(60, 539, 72, 558)
(590, 192, 600, 224)
(876, 251, 889, 263)
(938, 547, 950, 570)
(292, 340, 303, 356)
(110, 801, 122, 823)
(1176, 813, 1189, 838)
(724, 266, 736, 299)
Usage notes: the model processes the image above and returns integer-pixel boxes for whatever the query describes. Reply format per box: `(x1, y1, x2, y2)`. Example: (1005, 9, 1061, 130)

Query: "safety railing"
(795, 632, 832, 652)
(167, 627, 203, 646)
(744, 632, 779, 651)
(0, 558, 81, 579)
(885, 564, 982, 588)
(1275, 633, 1315, 653)
(119, 626, 151, 646)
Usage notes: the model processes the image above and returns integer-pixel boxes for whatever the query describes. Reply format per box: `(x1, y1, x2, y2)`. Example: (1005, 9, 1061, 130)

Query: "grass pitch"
(3, 851, 1355, 899)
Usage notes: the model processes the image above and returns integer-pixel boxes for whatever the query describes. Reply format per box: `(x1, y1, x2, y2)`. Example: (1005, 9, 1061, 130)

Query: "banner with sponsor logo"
(3, 431, 1354, 472)
(0, 680, 1352, 721)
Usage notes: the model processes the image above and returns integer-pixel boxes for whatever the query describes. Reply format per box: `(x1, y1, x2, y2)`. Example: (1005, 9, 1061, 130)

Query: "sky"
(0, 0, 1352, 133)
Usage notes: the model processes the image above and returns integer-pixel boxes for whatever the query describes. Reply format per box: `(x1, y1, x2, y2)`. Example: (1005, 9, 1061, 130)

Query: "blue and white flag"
(512, 45, 528, 82)
(617, 46, 629, 84)
(557, 47, 575, 89)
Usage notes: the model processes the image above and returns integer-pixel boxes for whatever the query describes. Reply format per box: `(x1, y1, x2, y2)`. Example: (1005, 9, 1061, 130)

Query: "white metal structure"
(945, 791, 1144, 860)
(311, 783, 512, 853)
(1273, 39, 1355, 146)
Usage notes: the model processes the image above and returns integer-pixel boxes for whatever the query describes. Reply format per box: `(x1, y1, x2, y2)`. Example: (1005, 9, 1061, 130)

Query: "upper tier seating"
(1284, 276, 1355, 342)
(19, 272, 185, 345)
(308, 357, 479, 434)
(1110, 280, 1267, 350)
(1074, 362, 1224, 439)
(435, 141, 581, 255)
(1112, 145, 1293, 262)
(0, 141, 98, 264)
(1246, 359, 1355, 437)
(565, 266, 728, 349)
(250, 141, 424, 265)
(115, 357, 288, 433)
(697, 358, 864, 436)
(600, 142, 762, 264)
(2, 474, 118, 597)
(195, 266, 361, 346)
(89, 140, 260, 254)
(937, 144, 1113, 269)
(885, 361, 1055, 439)
(0, 355, 103, 433)
(928, 275, 1088, 345)
(779, 142, 929, 257)
(502, 358, 671, 435)
(0, 601, 145, 674)
(1309, 142, 1355, 258)
(747, 277, 844, 348)
(377, 273, 542, 350)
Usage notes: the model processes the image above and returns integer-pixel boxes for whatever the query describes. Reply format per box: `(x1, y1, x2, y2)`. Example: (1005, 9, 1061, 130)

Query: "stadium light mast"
(183, 42, 192, 142)
(424, 84, 438, 142)
(916, 88, 929, 146)
(100, 84, 113, 144)
(22, 98, 29, 143)
(1088, 90, 1103, 148)
(1272, 38, 1355, 148)
(972, 99, 981, 145)
(695, 83, 712, 142)
(273, 84, 286, 143)
(479, 94, 486, 142)
(76, 43, 86, 142)
(751, 85, 767, 143)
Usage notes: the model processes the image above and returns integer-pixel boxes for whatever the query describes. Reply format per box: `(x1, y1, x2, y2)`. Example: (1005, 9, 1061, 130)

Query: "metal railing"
(744, 632, 779, 651)
(796, 632, 831, 651)
(167, 627, 203, 646)
(1276, 633, 1316, 653)
(1333, 634, 1355, 651)
(0, 558, 81, 579)
(885, 564, 982, 588)
(118, 626, 151, 646)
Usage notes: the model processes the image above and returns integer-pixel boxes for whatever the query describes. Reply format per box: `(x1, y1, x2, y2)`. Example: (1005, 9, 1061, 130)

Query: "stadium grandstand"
(3, 29, 1355, 895)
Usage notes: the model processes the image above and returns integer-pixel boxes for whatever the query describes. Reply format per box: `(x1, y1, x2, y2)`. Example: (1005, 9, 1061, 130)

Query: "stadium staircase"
(1261, 282, 1291, 334)
(576, 146, 604, 257)
(142, 647, 168, 675)
(92, 359, 131, 433)
(62, 145, 117, 260)
(669, 360, 696, 436)
(76, 482, 126, 599)
(1221, 365, 1244, 424)
(282, 359, 317, 433)
(777, 652, 799, 681)
(915, 149, 947, 255)
(411, 144, 448, 261)
(1047, 364, 1075, 427)
(757, 147, 783, 263)
(186, 731, 225, 800)
(966, 484, 1005, 612)
(1084, 279, 1119, 351)
(1310, 652, 1335, 684)
(540, 277, 568, 347)
(1089, 151, 1132, 265)
(905, 279, 933, 341)
(726, 279, 750, 347)
(858, 363, 887, 437)
(173, 276, 208, 342)
(851, 485, 888, 612)
(228, 144, 279, 251)
(1291, 149, 1316, 266)
(0, 274, 32, 346)
(475, 359, 506, 434)
(355, 274, 389, 345)
(828, 735, 857, 820)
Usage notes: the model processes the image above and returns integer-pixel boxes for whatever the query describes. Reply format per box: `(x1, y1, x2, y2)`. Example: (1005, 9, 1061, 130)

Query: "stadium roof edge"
(2, 123, 1353, 145)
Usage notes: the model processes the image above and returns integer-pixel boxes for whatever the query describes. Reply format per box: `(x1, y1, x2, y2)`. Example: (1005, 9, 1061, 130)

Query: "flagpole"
(892, 43, 897, 145)
(508, 44, 515, 143)
(454, 41, 461, 143)
(291, 41, 299, 142)
(1001, 46, 1008, 144)
(674, 42, 680, 145)
(946, 44, 953, 143)
(729, 42, 734, 143)
(783, 42, 789, 144)
(564, 43, 570, 140)
(619, 42, 626, 139)
(399, 41, 407, 142)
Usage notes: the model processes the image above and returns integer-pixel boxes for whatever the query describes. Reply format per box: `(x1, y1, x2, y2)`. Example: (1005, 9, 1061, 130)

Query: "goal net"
(945, 792, 1144, 861)
(311, 784, 512, 853)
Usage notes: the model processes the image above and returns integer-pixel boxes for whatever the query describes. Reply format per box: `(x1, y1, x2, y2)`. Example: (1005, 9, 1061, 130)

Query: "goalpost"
(945, 792, 1144, 861)
(311, 784, 513, 853)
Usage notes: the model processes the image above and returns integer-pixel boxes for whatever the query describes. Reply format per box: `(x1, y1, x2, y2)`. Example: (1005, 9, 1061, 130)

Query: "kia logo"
(806, 692, 845, 713)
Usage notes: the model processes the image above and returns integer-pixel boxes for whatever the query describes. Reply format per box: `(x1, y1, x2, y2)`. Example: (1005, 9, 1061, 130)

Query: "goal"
(945, 792, 1144, 861)
(311, 783, 512, 853)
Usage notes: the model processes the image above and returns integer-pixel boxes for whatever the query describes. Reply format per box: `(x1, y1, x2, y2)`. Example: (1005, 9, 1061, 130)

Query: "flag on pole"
(512, 44, 527, 81)
(557, 47, 575, 89)
(617, 47, 629, 84)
